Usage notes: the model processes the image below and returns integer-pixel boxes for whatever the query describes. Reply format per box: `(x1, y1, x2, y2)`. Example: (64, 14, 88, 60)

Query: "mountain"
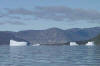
(15, 28, 67, 44)
(92, 34, 100, 44)
(0, 31, 14, 45)
(0, 27, 100, 45)
(15, 27, 100, 44)
(0, 31, 29, 45)
(65, 27, 100, 41)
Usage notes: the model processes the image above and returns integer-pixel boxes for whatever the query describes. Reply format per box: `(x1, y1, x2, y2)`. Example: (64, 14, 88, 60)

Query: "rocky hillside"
(0, 31, 15, 45)
(0, 27, 100, 45)
(15, 27, 100, 44)
(93, 34, 100, 44)
(0, 31, 29, 45)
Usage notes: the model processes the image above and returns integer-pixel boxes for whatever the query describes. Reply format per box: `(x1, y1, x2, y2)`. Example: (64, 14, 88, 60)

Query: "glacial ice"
(32, 44, 40, 46)
(70, 42, 78, 46)
(86, 41, 94, 46)
(10, 40, 27, 46)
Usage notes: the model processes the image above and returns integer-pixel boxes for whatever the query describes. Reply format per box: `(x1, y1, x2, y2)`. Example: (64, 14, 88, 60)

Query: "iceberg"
(70, 42, 78, 46)
(86, 41, 94, 46)
(32, 44, 40, 46)
(10, 40, 27, 46)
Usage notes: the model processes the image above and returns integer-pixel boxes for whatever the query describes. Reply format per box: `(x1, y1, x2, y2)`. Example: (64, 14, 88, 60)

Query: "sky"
(0, 0, 100, 31)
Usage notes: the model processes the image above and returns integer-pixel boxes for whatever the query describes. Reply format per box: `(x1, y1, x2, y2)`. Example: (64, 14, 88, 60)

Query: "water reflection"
(0, 45, 100, 66)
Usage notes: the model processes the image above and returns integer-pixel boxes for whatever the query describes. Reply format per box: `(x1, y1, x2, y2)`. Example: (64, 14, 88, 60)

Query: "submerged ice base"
(10, 40, 27, 46)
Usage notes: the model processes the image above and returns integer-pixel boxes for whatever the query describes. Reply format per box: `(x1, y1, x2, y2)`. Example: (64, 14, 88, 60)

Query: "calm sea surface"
(0, 45, 100, 66)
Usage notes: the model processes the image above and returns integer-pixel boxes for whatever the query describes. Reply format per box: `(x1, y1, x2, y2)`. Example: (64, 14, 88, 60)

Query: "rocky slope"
(93, 34, 100, 44)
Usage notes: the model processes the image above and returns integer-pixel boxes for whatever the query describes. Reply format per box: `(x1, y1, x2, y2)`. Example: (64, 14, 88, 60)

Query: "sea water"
(0, 45, 100, 66)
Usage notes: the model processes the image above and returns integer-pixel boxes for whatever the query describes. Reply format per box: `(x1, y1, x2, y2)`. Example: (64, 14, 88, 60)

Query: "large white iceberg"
(70, 42, 78, 46)
(86, 41, 94, 46)
(10, 40, 27, 46)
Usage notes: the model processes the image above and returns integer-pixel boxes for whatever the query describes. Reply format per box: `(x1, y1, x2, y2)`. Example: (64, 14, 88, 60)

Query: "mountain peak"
(46, 27, 63, 31)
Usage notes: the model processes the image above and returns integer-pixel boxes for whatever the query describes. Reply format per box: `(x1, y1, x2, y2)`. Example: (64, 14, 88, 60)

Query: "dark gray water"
(0, 45, 100, 66)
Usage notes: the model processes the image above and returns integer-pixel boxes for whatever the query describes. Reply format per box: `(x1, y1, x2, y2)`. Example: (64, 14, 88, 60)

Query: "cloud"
(33, 6, 100, 21)
(7, 21, 25, 25)
(1, 6, 100, 23)
(8, 16, 22, 20)
(0, 21, 25, 25)
(0, 22, 6, 25)
(7, 8, 33, 15)
(0, 13, 7, 18)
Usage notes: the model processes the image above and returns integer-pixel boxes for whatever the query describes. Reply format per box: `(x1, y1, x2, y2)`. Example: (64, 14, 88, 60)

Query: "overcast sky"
(0, 0, 100, 31)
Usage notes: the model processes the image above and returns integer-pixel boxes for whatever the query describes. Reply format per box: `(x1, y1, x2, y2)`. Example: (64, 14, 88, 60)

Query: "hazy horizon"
(0, 26, 99, 32)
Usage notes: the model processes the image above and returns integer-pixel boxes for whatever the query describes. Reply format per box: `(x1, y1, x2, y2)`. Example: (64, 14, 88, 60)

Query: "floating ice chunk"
(86, 41, 94, 46)
(70, 42, 78, 46)
(32, 44, 40, 46)
(10, 40, 27, 46)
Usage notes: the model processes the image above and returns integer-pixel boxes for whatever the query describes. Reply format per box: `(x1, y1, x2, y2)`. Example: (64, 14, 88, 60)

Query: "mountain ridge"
(0, 27, 100, 45)
(15, 27, 100, 44)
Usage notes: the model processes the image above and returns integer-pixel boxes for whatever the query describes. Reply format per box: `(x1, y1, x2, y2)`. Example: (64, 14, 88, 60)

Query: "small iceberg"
(86, 41, 94, 46)
(32, 44, 40, 46)
(70, 42, 78, 46)
(10, 40, 27, 46)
